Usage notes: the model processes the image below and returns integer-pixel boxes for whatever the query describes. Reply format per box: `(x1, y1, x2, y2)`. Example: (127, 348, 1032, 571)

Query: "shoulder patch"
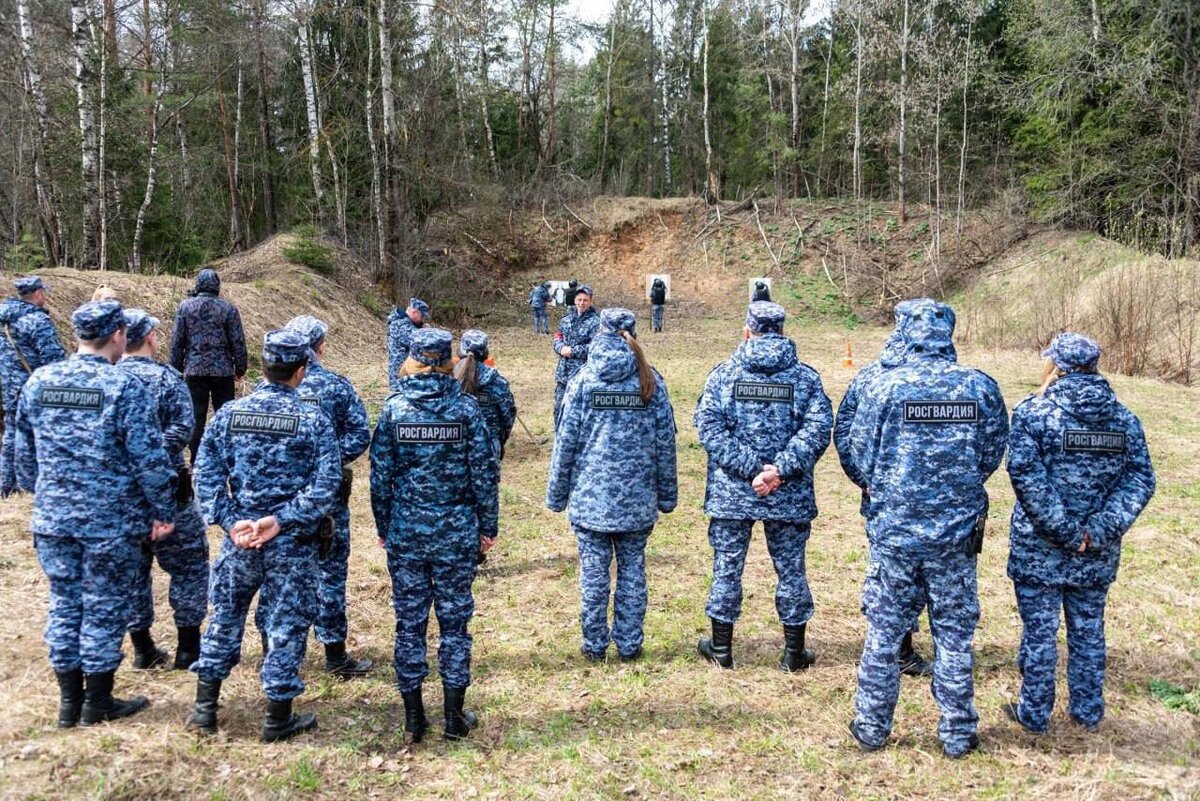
(733, 381, 794, 403)
(591, 391, 648, 410)
(39, 386, 103, 411)
(394, 422, 464, 443)
(903, 400, 979, 423)
(299, 395, 322, 407)
(230, 411, 300, 437)
(1063, 430, 1126, 454)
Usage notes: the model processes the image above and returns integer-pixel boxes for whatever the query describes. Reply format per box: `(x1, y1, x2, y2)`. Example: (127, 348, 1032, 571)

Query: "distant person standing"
(170, 269, 248, 464)
(529, 282, 552, 334)
(16, 301, 176, 728)
(650, 278, 667, 333)
(752, 280, 771, 302)
(0, 276, 66, 496)
(563, 279, 581, 311)
(553, 285, 600, 429)
(387, 297, 429, 392)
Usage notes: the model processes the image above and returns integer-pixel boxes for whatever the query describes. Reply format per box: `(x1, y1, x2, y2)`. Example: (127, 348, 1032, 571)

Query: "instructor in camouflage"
(187, 329, 341, 743)
(0, 276, 66, 496)
(118, 309, 210, 671)
(553, 285, 600, 429)
(16, 300, 176, 728)
(370, 327, 499, 742)
(694, 301, 833, 671)
(547, 308, 677, 662)
(1003, 333, 1155, 735)
(387, 297, 429, 391)
(847, 300, 1008, 759)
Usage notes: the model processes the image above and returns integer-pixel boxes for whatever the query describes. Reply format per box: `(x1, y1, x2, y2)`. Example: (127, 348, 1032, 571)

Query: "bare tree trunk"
(600, 7, 617, 190)
(72, 0, 99, 268)
(852, 2, 863, 203)
(168, 20, 193, 223)
(366, 9, 386, 279)
(658, 0, 672, 192)
(132, 60, 167, 272)
(16, 0, 63, 264)
(254, 0, 277, 232)
(897, 0, 909, 224)
(545, 0, 558, 169)
(789, 0, 804, 197)
(817, 21, 833, 196)
(956, 17, 973, 241)
(478, 1, 499, 178)
(218, 86, 244, 253)
(98, 1, 110, 270)
(1090, 0, 1101, 45)
(298, 21, 326, 223)
(702, 0, 718, 203)
(232, 63, 246, 248)
(140, 0, 153, 97)
(308, 24, 346, 243)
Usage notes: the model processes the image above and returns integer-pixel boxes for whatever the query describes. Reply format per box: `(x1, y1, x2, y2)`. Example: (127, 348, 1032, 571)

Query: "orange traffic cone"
(844, 341, 854, 368)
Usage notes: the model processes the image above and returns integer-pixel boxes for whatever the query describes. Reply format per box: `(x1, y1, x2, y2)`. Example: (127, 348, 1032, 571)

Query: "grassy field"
(0, 314, 1197, 800)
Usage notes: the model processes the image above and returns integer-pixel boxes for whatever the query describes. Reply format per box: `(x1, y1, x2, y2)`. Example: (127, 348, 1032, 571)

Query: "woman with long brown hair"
(453, 329, 516, 460)
(546, 308, 677, 662)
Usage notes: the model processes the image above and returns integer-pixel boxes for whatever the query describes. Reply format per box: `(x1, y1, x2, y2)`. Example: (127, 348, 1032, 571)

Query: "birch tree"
(71, 0, 100, 268)
(16, 0, 63, 263)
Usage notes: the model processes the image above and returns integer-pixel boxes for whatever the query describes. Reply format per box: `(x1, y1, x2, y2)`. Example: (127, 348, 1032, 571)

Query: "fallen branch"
(563, 203, 593, 229)
(656, 213, 669, 233)
(461, 231, 497, 259)
(728, 187, 760, 215)
(540, 200, 556, 233)
(753, 200, 781, 270)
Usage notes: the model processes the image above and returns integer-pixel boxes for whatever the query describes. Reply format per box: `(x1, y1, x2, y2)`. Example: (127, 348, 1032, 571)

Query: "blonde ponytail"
(1036, 356, 1063, 398)
(454, 353, 479, 395)
(621, 331, 656, 403)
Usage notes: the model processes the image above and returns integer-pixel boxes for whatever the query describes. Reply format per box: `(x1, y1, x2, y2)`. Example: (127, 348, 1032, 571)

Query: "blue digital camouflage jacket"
(0, 298, 66, 410)
(296, 358, 370, 465)
(118, 355, 195, 472)
(386, 311, 422, 391)
(553, 306, 601, 385)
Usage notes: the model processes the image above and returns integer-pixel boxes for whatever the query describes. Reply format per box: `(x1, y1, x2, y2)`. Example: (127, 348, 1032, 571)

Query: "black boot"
(779, 624, 816, 672)
(80, 671, 149, 725)
(129, 628, 168, 670)
(174, 626, 201, 670)
(324, 641, 373, 679)
(54, 668, 84, 729)
(442, 686, 478, 741)
(697, 620, 734, 669)
(402, 688, 430, 743)
(186, 678, 221, 735)
(898, 631, 933, 677)
(261, 699, 317, 743)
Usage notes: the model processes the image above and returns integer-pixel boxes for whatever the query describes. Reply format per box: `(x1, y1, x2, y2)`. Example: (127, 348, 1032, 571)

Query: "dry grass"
(0, 303, 1197, 799)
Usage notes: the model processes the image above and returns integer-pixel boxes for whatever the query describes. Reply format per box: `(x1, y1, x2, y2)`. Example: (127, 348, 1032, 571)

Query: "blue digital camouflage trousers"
(651, 305, 665, 332)
(853, 551, 980, 755)
(1, 409, 19, 495)
(575, 527, 651, 657)
(191, 534, 318, 701)
(387, 549, 476, 692)
(705, 519, 814, 627)
(35, 534, 140, 673)
(128, 502, 210, 631)
(1012, 581, 1109, 732)
(533, 307, 550, 334)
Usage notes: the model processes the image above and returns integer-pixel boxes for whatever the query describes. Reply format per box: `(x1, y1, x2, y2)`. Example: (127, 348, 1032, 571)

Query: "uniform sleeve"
(14, 386, 39, 491)
(546, 377, 585, 511)
(169, 309, 187, 372)
(275, 413, 341, 530)
(1006, 407, 1084, 550)
(694, 367, 763, 481)
(194, 410, 239, 531)
(977, 376, 1010, 480)
(1084, 417, 1156, 550)
(773, 376, 833, 481)
(848, 380, 888, 489)
(498, 379, 517, 445)
(337, 381, 371, 463)
(119, 379, 176, 524)
(29, 314, 66, 366)
(834, 377, 868, 489)
(161, 370, 196, 459)
(466, 406, 500, 539)
(369, 407, 396, 536)
(654, 380, 678, 513)
(387, 320, 406, 391)
(227, 307, 248, 376)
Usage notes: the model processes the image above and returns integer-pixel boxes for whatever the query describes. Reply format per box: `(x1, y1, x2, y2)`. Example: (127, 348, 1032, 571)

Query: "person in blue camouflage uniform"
(454, 330, 517, 459)
(370, 327, 499, 742)
(694, 302, 833, 671)
(553, 285, 600, 429)
(16, 301, 176, 728)
(846, 300, 1009, 759)
(253, 314, 373, 678)
(1003, 333, 1155, 735)
(0, 276, 66, 496)
(387, 297, 429, 391)
(834, 299, 934, 678)
(169, 269, 248, 463)
(187, 330, 341, 743)
(529, 282, 551, 334)
(650, 278, 667, 333)
(547, 309, 677, 662)
(118, 310, 210, 672)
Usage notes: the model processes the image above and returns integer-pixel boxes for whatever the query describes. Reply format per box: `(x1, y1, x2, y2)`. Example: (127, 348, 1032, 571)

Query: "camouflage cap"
(262, 329, 310, 365)
(122, 309, 160, 344)
(600, 307, 637, 336)
(575, 284, 594, 297)
(410, 327, 453, 367)
(409, 298, 430, 318)
(71, 300, 125, 340)
(14, 276, 45, 295)
(745, 301, 787, 334)
(285, 314, 329, 348)
(458, 329, 490, 360)
(1043, 332, 1101, 372)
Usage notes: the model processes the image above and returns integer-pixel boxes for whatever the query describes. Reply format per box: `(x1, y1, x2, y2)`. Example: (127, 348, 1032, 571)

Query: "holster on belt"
(175, 465, 194, 505)
(338, 468, 353, 506)
(316, 516, 334, 560)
